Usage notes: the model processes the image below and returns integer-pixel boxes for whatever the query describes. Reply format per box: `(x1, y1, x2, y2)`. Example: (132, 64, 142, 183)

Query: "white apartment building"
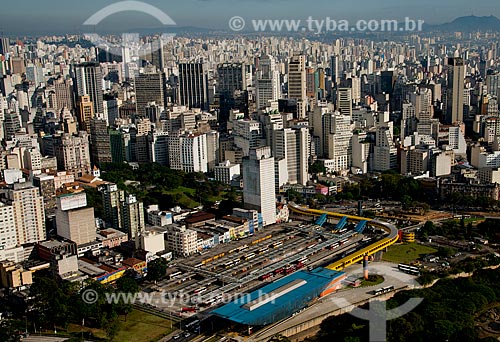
(243, 147, 276, 226)
(214, 160, 241, 185)
(166, 225, 198, 257)
(168, 131, 209, 173)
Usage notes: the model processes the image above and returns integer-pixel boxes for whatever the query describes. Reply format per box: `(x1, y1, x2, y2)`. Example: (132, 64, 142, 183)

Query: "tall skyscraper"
(256, 55, 281, 109)
(53, 132, 92, 177)
(217, 63, 246, 95)
(306, 67, 316, 98)
(134, 70, 165, 117)
(243, 147, 276, 227)
(55, 192, 96, 245)
(76, 95, 94, 133)
(90, 118, 112, 167)
(0, 37, 10, 55)
(150, 38, 165, 71)
(288, 55, 307, 118)
(121, 194, 145, 238)
(168, 131, 209, 173)
(0, 202, 16, 251)
(7, 182, 46, 245)
(337, 88, 353, 116)
(324, 113, 353, 171)
(178, 63, 209, 110)
(273, 127, 309, 185)
(3, 112, 21, 139)
(330, 55, 341, 88)
(218, 62, 248, 126)
(101, 183, 124, 229)
(445, 57, 465, 124)
(109, 129, 128, 163)
(373, 113, 398, 171)
(53, 76, 75, 113)
(74, 62, 104, 115)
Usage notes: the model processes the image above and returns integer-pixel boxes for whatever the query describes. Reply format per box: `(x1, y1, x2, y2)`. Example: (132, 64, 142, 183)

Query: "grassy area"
(382, 243, 437, 264)
(114, 309, 174, 342)
(445, 217, 485, 225)
(67, 309, 174, 342)
(164, 186, 199, 208)
(361, 274, 384, 287)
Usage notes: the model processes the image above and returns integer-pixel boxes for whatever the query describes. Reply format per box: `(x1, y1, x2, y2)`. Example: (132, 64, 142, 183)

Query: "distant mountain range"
(72, 15, 500, 39)
(424, 15, 500, 32)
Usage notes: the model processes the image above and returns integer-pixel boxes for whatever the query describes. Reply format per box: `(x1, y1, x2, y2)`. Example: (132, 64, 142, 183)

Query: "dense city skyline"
(1, 0, 500, 35)
(2, 0, 500, 341)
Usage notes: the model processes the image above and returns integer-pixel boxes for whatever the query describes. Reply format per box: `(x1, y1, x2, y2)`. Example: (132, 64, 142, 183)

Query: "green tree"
(115, 276, 139, 294)
(147, 258, 168, 283)
(309, 161, 326, 175)
(29, 275, 71, 328)
(104, 314, 121, 341)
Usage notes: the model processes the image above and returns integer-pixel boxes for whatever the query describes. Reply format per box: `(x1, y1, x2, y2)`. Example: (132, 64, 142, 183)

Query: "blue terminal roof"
(212, 268, 345, 326)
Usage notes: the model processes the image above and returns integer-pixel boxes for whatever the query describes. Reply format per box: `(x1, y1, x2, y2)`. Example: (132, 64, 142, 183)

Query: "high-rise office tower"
(148, 130, 169, 166)
(3, 112, 21, 139)
(121, 194, 145, 238)
(178, 63, 209, 110)
(411, 87, 434, 121)
(330, 55, 341, 88)
(55, 192, 96, 245)
(401, 103, 417, 140)
(273, 127, 309, 185)
(352, 132, 370, 174)
(32, 173, 56, 214)
(243, 147, 276, 227)
(109, 129, 128, 163)
(218, 62, 247, 129)
(130, 118, 151, 163)
(288, 55, 307, 118)
(217, 63, 246, 95)
(6, 182, 46, 245)
(233, 120, 262, 157)
(373, 113, 398, 171)
(256, 55, 281, 109)
(206, 130, 219, 172)
(0, 37, 10, 55)
(23, 147, 42, 172)
(76, 95, 94, 133)
(134, 70, 165, 117)
(167, 131, 209, 173)
(53, 76, 75, 113)
(101, 183, 124, 229)
(380, 70, 396, 95)
(337, 88, 353, 116)
(306, 67, 316, 98)
(150, 38, 165, 71)
(90, 118, 112, 167)
(324, 112, 353, 171)
(74, 62, 104, 115)
(25, 64, 44, 87)
(445, 57, 465, 124)
(53, 132, 92, 177)
(0, 202, 16, 251)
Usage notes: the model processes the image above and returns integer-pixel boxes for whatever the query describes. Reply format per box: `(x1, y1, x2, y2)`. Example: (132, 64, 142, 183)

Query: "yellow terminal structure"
(288, 203, 399, 271)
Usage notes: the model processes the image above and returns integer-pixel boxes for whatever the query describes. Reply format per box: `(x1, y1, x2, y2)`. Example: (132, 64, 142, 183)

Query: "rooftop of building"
(212, 267, 345, 326)
(185, 211, 216, 224)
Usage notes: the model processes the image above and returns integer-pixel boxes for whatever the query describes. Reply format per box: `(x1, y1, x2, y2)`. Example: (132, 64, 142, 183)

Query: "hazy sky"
(1, 0, 499, 35)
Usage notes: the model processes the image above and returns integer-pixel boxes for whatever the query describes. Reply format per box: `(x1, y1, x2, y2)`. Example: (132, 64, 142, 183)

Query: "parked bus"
(193, 287, 207, 295)
(271, 241, 283, 248)
(169, 271, 182, 279)
(243, 253, 256, 261)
